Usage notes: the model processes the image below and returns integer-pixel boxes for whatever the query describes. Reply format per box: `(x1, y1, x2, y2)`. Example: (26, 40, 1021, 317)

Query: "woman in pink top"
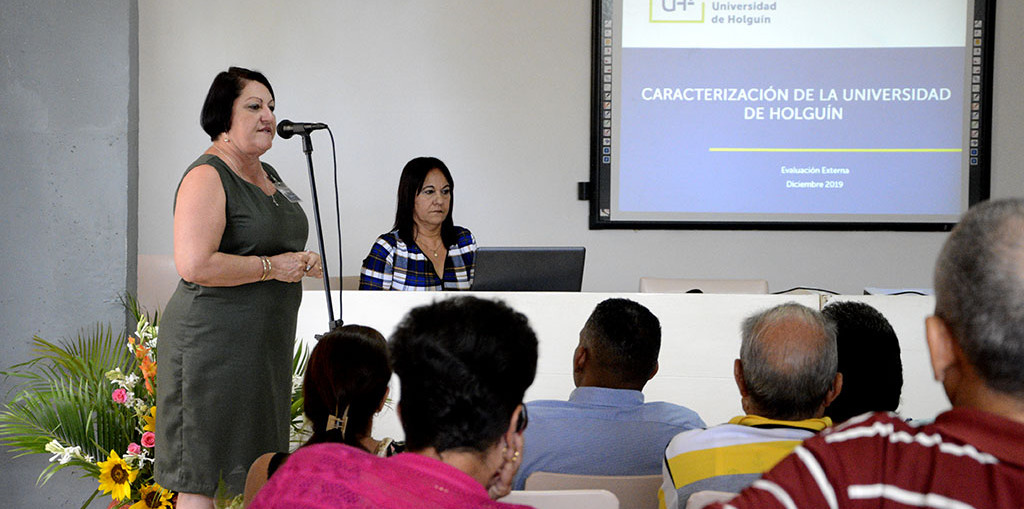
(250, 296, 538, 508)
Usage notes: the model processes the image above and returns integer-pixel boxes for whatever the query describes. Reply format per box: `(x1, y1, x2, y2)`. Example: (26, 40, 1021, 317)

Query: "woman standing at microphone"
(156, 66, 322, 509)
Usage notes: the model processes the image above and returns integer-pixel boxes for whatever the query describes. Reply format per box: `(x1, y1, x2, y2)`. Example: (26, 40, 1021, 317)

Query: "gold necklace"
(212, 145, 278, 206)
(417, 237, 444, 258)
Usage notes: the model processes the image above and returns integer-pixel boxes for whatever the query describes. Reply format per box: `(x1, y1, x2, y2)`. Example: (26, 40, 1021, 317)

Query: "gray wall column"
(0, 1, 138, 507)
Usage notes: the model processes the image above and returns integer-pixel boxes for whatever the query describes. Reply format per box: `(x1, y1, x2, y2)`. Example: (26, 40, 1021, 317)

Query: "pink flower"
(126, 443, 141, 456)
(111, 388, 127, 404)
(141, 432, 155, 448)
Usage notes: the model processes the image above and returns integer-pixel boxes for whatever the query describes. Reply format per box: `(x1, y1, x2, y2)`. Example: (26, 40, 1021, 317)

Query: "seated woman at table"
(249, 296, 537, 509)
(242, 324, 403, 506)
(359, 157, 476, 290)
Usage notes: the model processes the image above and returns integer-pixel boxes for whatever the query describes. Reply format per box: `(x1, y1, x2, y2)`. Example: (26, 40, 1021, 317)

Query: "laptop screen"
(471, 247, 586, 292)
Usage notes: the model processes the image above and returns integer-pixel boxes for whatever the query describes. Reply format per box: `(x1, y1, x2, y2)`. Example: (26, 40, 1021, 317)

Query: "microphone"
(277, 119, 328, 139)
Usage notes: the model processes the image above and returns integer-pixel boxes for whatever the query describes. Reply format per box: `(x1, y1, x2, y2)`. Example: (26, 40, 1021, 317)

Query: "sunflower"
(143, 406, 156, 432)
(129, 483, 174, 509)
(97, 450, 138, 501)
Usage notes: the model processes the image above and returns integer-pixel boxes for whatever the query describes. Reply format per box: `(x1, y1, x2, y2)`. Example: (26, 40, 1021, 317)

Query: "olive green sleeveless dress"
(156, 154, 308, 496)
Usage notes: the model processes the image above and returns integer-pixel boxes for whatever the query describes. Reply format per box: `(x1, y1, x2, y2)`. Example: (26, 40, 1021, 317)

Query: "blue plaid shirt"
(359, 227, 476, 291)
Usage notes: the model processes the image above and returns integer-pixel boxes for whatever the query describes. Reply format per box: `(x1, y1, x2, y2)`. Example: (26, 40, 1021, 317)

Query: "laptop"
(471, 247, 586, 292)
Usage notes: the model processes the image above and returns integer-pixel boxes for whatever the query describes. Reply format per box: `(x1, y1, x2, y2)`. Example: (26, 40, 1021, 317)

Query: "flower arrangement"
(94, 314, 168, 508)
(0, 296, 310, 509)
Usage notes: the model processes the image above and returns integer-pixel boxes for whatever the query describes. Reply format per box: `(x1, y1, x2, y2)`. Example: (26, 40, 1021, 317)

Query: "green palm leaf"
(0, 377, 121, 485)
(3, 325, 133, 394)
(0, 321, 135, 487)
(120, 292, 159, 327)
(289, 341, 312, 445)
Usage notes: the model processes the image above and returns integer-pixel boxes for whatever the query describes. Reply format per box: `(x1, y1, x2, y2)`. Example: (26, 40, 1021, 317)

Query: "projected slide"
(599, 0, 984, 226)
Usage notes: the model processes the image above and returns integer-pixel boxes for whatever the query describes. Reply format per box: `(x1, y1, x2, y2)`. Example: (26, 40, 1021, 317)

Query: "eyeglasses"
(515, 404, 529, 433)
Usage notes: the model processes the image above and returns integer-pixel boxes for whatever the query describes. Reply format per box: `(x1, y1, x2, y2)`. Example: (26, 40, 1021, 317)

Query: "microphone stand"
(298, 132, 343, 333)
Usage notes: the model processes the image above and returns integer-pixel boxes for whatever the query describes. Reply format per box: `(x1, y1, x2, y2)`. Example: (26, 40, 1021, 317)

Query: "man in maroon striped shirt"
(709, 198, 1024, 509)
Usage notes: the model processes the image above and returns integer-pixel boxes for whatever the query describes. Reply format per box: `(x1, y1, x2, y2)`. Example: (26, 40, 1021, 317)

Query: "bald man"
(659, 302, 842, 509)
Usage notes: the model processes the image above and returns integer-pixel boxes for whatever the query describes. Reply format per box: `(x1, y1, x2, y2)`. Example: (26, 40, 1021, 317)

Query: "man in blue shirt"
(513, 298, 705, 490)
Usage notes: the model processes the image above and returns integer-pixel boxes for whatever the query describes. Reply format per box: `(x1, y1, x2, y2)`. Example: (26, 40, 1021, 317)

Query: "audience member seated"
(515, 298, 705, 490)
(822, 300, 903, 423)
(707, 198, 1024, 509)
(660, 302, 842, 509)
(250, 296, 538, 508)
(243, 325, 402, 506)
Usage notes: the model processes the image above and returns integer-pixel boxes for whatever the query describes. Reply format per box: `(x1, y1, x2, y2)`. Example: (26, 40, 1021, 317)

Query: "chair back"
(525, 472, 661, 509)
(502, 489, 619, 509)
(638, 277, 769, 294)
(685, 490, 736, 509)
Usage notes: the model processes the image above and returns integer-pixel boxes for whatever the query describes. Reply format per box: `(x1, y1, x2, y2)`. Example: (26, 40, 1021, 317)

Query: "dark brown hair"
(200, 66, 275, 141)
(303, 325, 390, 450)
(392, 157, 457, 246)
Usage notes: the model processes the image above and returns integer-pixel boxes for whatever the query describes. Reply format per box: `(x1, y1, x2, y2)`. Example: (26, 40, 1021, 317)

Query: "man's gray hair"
(740, 302, 838, 420)
(934, 198, 1024, 396)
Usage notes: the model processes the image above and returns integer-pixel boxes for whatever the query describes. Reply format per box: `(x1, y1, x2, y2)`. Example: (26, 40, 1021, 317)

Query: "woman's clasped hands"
(269, 251, 322, 282)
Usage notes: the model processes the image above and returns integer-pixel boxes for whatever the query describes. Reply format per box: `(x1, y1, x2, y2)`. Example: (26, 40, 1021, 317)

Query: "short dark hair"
(935, 198, 1024, 397)
(302, 325, 391, 450)
(392, 157, 457, 247)
(200, 66, 275, 141)
(389, 297, 538, 453)
(582, 298, 661, 385)
(822, 301, 903, 422)
(740, 302, 838, 421)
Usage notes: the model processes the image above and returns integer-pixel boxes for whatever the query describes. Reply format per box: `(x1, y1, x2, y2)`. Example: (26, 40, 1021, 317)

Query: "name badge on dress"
(274, 181, 302, 203)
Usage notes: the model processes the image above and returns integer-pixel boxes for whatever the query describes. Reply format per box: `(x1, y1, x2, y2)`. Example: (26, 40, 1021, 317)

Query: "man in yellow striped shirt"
(659, 303, 843, 509)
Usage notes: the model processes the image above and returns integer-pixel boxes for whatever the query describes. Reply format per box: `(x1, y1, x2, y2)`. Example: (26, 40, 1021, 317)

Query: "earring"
(222, 136, 230, 143)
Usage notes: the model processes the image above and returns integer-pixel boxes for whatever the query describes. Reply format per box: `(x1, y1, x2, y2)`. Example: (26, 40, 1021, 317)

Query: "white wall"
(296, 292, 946, 441)
(990, 1, 1024, 197)
(139, 1, 1024, 294)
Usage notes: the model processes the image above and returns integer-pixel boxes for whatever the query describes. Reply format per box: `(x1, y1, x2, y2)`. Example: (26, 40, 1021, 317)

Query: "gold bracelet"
(259, 256, 271, 281)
